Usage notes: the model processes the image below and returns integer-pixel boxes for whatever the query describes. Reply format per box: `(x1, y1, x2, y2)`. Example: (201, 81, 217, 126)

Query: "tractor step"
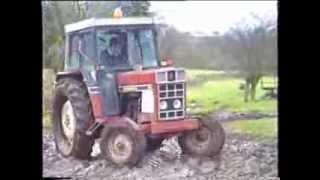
(86, 122, 102, 136)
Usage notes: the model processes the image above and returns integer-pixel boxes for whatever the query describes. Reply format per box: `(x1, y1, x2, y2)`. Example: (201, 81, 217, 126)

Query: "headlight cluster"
(160, 99, 182, 110)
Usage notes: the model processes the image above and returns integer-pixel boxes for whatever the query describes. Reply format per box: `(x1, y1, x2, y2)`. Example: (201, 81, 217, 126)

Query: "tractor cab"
(64, 17, 162, 74)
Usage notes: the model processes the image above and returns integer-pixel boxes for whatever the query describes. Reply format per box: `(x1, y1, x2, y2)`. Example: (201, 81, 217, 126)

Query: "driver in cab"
(100, 36, 126, 67)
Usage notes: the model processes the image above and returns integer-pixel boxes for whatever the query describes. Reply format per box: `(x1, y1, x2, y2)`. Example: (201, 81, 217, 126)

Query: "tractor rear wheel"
(100, 124, 146, 167)
(52, 78, 94, 159)
(178, 119, 225, 157)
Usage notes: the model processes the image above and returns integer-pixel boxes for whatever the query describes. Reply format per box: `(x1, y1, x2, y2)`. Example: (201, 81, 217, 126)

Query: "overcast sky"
(149, 1, 277, 35)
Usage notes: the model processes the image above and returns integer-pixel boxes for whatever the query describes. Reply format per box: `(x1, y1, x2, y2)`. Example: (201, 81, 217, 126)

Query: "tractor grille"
(158, 82, 185, 120)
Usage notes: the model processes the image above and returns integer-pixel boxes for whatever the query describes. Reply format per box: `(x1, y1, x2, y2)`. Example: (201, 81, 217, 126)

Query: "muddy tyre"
(178, 119, 225, 157)
(52, 78, 94, 159)
(100, 125, 146, 167)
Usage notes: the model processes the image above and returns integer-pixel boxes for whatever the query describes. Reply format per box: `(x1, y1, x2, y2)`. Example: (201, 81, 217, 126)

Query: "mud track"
(43, 123, 278, 180)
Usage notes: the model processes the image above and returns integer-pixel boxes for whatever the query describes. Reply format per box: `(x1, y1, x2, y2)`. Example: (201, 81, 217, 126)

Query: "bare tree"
(223, 14, 277, 102)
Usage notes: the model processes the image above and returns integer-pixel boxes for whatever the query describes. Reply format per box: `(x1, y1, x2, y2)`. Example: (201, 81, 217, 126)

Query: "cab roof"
(64, 17, 156, 33)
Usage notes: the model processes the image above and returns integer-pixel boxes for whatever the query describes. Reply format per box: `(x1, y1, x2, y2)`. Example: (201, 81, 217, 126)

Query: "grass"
(186, 69, 277, 115)
(223, 118, 277, 139)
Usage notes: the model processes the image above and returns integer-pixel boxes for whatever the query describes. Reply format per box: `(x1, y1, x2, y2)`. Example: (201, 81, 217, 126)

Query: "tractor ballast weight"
(52, 14, 225, 166)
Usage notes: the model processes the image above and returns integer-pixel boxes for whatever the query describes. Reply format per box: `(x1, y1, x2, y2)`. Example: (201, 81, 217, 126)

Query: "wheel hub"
(108, 134, 132, 162)
(61, 101, 76, 141)
(196, 128, 210, 142)
(190, 127, 211, 148)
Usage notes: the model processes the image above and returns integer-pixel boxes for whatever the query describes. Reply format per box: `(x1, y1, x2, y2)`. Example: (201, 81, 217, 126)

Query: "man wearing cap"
(100, 36, 126, 67)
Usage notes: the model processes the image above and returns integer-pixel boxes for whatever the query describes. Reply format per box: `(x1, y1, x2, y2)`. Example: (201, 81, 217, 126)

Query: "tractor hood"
(116, 67, 186, 86)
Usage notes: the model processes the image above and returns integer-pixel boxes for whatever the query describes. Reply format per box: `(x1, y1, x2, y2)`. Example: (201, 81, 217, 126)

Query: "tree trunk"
(244, 77, 250, 102)
(250, 74, 262, 101)
(250, 83, 256, 101)
(52, 2, 65, 37)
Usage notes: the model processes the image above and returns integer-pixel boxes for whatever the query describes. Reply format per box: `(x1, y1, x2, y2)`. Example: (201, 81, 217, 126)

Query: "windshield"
(97, 27, 159, 71)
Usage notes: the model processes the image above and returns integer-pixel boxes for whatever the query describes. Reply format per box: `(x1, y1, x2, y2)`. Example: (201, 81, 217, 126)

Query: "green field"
(186, 69, 277, 115)
(223, 118, 277, 139)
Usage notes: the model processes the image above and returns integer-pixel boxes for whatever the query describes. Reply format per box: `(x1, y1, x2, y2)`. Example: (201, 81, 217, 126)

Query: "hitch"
(86, 122, 102, 136)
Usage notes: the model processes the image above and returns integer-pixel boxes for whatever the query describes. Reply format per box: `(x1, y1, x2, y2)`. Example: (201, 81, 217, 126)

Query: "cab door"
(96, 30, 122, 116)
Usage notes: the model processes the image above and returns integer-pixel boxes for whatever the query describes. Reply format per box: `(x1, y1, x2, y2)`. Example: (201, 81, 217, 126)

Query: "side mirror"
(161, 57, 173, 67)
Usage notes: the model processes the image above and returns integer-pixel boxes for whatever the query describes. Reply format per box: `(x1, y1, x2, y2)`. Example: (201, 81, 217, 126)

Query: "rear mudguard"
(55, 70, 83, 84)
(55, 70, 121, 118)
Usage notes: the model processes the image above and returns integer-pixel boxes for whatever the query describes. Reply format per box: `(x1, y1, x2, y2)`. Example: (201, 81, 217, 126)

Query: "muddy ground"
(43, 120, 278, 180)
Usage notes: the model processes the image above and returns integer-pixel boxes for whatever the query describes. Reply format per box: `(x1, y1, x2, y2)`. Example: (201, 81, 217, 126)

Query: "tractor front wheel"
(100, 125, 146, 167)
(178, 119, 225, 157)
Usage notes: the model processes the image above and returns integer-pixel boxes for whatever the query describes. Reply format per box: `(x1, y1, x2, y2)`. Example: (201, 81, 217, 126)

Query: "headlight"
(173, 99, 182, 109)
(160, 100, 168, 110)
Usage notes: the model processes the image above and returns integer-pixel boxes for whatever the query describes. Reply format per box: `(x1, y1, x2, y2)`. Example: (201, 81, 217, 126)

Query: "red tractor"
(52, 14, 225, 167)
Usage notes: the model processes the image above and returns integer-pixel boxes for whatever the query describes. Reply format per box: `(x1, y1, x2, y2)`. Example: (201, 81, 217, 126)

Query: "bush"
(43, 69, 55, 115)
